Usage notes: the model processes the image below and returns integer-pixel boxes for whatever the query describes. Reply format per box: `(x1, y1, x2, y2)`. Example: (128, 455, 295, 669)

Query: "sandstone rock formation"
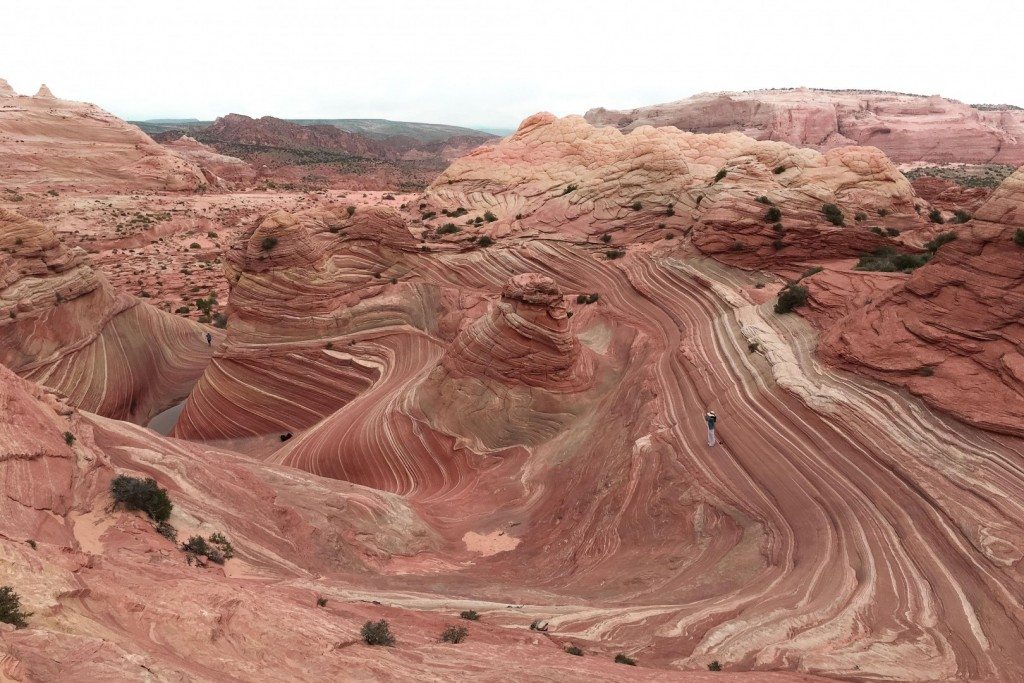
(422, 112, 928, 267)
(586, 89, 1024, 165)
(0, 79, 206, 191)
(0, 208, 215, 423)
(820, 166, 1024, 434)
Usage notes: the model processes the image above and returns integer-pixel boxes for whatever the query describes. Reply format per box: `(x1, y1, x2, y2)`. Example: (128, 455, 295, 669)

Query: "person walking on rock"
(705, 410, 717, 447)
(205, 332, 212, 346)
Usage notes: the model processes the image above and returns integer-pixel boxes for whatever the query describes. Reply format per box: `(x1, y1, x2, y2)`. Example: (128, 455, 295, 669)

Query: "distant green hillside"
(132, 117, 496, 143)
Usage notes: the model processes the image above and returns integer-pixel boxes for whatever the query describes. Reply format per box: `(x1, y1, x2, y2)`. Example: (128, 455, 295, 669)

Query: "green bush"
(929, 209, 945, 224)
(854, 211, 867, 222)
(317, 597, 328, 607)
(822, 203, 844, 226)
(773, 165, 787, 174)
(440, 624, 468, 643)
(606, 249, 625, 259)
(460, 610, 480, 621)
(713, 169, 727, 183)
(886, 227, 901, 237)
(483, 211, 497, 223)
(924, 231, 957, 252)
(855, 247, 930, 273)
(111, 475, 173, 522)
(476, 235, 494, 247)
(615, 653, 637, 666)
(756, 195, 772, 205)
(156, 521, 177, 542)
(361, 619, 395, 646)
(870, 226, 884, 236)
(566, 645, 583, 656)
(437, 223, 459, 235)
(63, 431, 76, 446)
(260, 236, 278, 251)
(953, 210, 971, 223)
(774, 284, 809, 314)
(665, 204, 675, 216)
(601, 233, 612, 243)
(0, 586, 32, 629)
(878, 208, 890, 217)
(765, 206, 782, 222)
(208, 532, 235, 559)
(631, 201, 642, 211)
(346, 206, 356, 217)
(561, 184, 578, 195)
(708, 660, 723, 671)
(1014, 228, 1024, 247)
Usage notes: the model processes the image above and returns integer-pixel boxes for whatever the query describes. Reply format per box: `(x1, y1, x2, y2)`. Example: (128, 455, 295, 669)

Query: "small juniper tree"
(361, 619, 395, 646)
(440, 624, 468, 643)
(0, 586, 32, 629)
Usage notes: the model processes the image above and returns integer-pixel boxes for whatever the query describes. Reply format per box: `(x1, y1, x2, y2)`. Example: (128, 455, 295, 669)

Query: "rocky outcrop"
(819, 166, 1024, 434)
(203, 113, 389, 157)
(0, 78, 206, 191)
(585, 89, 1024, 165)
(0, 209, 215, 424)
(423, 112, 928, 266)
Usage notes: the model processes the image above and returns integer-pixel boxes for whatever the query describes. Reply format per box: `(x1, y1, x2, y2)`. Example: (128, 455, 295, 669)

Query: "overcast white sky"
(1, 0, 1020, 130)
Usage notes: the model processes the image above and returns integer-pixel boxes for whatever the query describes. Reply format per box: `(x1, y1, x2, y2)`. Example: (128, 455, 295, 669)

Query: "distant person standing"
(205, 332, 212, 346)
(705, 410, 717, 447)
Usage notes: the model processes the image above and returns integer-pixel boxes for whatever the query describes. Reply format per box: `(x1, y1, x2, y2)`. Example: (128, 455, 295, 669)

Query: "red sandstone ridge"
(819, 165, 1024, 435)
(585, 89, 1024, 165)
(0, 208, 217, 423)
(204, 113, 389, 158)
(0, 79, 207, 192)
(422, 112, 931, 266)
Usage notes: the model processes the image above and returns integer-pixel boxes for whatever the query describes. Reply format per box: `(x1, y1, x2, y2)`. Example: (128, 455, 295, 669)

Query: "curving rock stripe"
(0, 209, 215, 424)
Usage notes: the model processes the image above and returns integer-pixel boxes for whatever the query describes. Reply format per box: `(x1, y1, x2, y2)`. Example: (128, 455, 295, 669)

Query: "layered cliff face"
(422, 112, 929, 267)
(0, 80, 207, 191)
(585, 89, 1024, 164)
(819, 166, 1024, 434)
(0, 209, 215, 423)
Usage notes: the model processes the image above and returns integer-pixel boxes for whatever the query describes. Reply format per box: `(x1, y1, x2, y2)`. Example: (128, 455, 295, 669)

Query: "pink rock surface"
(0, 79, 206, 192)
(586, 89, 1024, 164)
(819, 166, 1024, 435)
(0, 208, 216, 423)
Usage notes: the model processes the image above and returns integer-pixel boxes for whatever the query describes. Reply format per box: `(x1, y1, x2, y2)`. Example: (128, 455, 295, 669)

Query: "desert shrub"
(665, 233, 675, 240)
(878, 208, 890, 217)
(822, 203, 844, 226)
(156, 521, 177, 542)
(576, 294, 588, 304)
(919, 366, 935, 377)
(208, 532, 234, 559)
(765, 207, 782, 222)
(631, 201, 642, 211)
(772, 222, 785, 233)
(175, 306, 190, 315)
(587, 293, 599, 304)
(47, 189, 59, 197)
(0, 586, 32, 629)
(207, 231, 218, 238)
(260, 236, 278, 251)
(437, 223, 459, 235)
(111, 475, 173, 522)
(189, 242, 201, 249)
(566, 645, 583, 656)
(756, 195, 772, 205)
(361, 619, 395, 646)
(615, 653, 637, 666)
(802, 266, 824, 279)
(855, 247, 930, 273)
(213, 313, 228, 328)
(953, 210, 971, 223)
(924, 231, 957, 252)
(774, 284, 809, 314)
(772, 239, 785, 250)
(440, 624, 468, 643)
(346, 206, 356, 216)
(854, 211, 867, 222)
(421, 211, 436, 220)
(182, 535, 211, 555)
(886, 227, 901, 237)
(477, 235, 494, 247)
(63, 431, 75, 446)
(601, 233, 612, 243)
(713, 169, 727, 183)
(708, 660, 723, 671)
(730, 241, 746, 251)
(606, 249, 625, 259)
(748, 341, 760, 353)
(665, 204, 675, 216)
(483, 211, 497, 222)
(459, 610, 479, 621)
(929, 209, 945, 224)
(1014, 228, 1024, 246)
(317, 597, 328, 607)
(870, 226, 884, 236)
(562, 184, 578, 195)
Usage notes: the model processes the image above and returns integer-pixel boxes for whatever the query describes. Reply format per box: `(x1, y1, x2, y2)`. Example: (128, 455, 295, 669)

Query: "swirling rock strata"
(0, 209, 214, 423)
